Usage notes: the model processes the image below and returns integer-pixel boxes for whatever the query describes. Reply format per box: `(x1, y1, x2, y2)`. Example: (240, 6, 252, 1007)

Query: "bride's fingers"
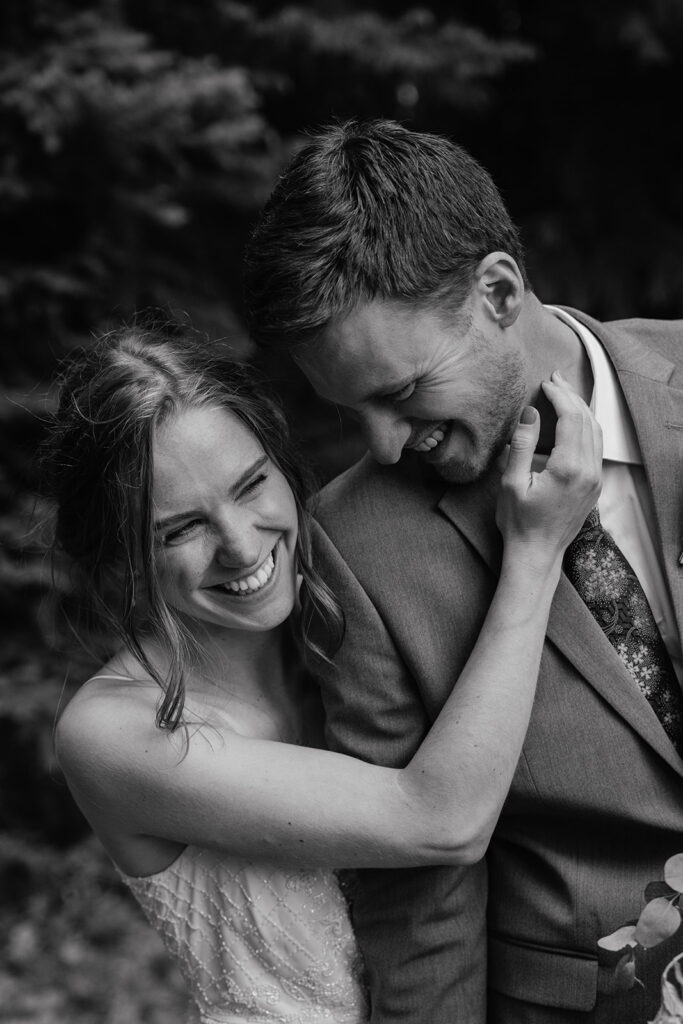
(502, 406, 540, 490)
(541, 373, 603, 470)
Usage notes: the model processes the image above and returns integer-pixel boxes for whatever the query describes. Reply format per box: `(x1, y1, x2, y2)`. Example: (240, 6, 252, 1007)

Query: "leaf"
(646, 881, 679, 902)
(664, 854, 683, 894)
(634, 898, 681, 948)
(598, 924, 639, 952)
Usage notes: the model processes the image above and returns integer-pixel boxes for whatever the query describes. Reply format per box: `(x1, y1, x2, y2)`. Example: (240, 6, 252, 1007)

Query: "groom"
(244, 120, 683, 1023)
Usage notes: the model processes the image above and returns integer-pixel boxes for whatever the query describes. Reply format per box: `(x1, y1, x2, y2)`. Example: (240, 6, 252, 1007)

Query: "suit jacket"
(311, 310, 683, 1024)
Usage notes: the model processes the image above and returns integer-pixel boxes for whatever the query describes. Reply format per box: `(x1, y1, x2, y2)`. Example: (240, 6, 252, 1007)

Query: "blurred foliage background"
(2, 0, 683, 1019)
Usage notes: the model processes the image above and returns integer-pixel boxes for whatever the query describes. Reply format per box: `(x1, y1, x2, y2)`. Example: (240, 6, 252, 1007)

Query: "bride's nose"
(213, 511, 262, 570)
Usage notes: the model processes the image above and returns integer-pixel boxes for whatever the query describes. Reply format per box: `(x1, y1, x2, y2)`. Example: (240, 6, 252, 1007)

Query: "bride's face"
(151, 404, 299, 634)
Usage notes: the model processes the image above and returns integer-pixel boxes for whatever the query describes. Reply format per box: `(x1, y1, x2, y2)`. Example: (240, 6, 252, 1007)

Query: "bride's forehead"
(152, 405, 264, 477)
(156, 404, 259, 448)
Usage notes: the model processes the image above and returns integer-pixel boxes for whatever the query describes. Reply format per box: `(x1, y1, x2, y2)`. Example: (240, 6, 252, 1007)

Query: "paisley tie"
(563, 507, 683, 756)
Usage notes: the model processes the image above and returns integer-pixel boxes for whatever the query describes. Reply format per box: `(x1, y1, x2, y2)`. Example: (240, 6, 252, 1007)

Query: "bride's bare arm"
(56, 374, 601, 870)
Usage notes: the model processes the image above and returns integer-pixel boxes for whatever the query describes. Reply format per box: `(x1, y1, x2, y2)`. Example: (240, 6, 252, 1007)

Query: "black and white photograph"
(1, 2, 683, 1022)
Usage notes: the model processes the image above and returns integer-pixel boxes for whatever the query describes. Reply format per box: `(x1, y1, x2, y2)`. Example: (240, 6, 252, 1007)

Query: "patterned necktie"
(563, 507, 683, 756)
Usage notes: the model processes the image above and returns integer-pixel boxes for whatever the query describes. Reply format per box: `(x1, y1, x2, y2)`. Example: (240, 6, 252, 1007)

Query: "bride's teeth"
(224, 548, 277, 595)
(432, 429, 445, 442)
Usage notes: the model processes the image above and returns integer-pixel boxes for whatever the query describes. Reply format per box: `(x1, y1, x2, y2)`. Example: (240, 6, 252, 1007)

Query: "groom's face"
(295, 297, 528, 484)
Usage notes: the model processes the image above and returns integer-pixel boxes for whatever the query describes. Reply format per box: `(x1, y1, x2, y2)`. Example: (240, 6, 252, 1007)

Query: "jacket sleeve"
(310, 518, 488, 1024)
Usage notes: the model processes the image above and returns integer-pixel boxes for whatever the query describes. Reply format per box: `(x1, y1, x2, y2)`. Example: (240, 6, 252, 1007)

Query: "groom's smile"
(295, 296, 527, 483)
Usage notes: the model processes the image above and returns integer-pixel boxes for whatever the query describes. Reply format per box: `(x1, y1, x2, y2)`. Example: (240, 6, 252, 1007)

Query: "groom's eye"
(387, 381, 415, 402)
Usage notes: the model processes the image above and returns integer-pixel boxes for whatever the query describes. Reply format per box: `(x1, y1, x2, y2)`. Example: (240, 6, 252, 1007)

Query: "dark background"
(2, 1, 683, 1018)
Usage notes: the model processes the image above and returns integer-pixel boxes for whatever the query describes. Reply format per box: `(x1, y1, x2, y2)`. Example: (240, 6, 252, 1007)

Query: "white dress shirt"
(546, 305, 682, 688)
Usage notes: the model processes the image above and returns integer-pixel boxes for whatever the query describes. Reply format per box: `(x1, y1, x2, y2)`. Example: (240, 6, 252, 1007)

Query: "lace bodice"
(118, 845, 369, 1024)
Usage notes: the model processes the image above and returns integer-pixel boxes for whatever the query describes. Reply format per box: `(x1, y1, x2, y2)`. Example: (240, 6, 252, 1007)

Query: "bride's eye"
(163, 519, 202, 545)
(240, 472, 268, 497)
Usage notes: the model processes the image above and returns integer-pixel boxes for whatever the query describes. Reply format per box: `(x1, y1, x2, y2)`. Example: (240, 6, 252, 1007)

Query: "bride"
(47, 323, 601, 1023)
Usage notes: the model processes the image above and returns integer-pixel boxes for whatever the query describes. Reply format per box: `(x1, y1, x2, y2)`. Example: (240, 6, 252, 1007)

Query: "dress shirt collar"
(545, 305, 643, 466)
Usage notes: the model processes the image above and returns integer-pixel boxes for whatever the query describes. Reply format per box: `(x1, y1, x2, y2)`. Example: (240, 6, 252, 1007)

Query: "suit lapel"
(570, 310, 683, 636)
(613, 353, 683, 631)
(436, 464, 503, 575)
(547, 579, 683, 775)
(436, 331, 683, 776)
(556, 311, 683, 775)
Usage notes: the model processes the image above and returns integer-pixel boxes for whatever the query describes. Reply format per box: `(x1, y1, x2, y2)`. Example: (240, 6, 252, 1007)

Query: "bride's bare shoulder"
(55, 653, 161, 782)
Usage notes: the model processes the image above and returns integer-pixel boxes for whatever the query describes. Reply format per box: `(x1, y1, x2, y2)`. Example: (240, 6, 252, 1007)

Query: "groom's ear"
(475, 253, 524, 327)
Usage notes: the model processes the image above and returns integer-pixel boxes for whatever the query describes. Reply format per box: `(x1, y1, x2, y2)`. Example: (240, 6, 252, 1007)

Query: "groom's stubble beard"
(430, 346, 528, 485)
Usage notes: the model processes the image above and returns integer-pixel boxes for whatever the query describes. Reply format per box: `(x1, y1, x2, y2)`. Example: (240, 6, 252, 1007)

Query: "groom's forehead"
(293, 323, 417, 405)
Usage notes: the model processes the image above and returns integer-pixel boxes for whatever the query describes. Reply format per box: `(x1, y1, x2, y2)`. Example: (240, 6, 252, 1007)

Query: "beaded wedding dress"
(118, 841, 369, 1024)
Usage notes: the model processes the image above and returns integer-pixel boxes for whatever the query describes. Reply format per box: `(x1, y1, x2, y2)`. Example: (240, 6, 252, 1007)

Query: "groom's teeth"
(415, 426, 447, 452)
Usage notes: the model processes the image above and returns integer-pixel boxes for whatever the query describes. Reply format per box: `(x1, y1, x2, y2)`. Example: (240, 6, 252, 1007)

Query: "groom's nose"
(360, 408, 411, 464)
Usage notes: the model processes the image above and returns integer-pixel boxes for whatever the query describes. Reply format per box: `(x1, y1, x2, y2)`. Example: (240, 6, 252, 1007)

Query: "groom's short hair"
(244, 119, 528, 349)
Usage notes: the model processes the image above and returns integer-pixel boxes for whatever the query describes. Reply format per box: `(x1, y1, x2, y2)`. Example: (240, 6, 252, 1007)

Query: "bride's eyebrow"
(232, 456, 270, 487)
(230, 454, 269, 494)
(154, 455, 269, 531)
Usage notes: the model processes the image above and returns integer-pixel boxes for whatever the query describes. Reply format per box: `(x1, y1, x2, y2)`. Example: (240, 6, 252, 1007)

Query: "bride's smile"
(152, 404, 299, 634)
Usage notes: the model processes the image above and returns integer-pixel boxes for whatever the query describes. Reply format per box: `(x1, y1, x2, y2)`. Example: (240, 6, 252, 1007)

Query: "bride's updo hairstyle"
(43, 321, 343, 730)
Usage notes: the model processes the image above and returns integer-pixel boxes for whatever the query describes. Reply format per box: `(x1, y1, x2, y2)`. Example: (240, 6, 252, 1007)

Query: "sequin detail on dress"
(118, 845, 369, 1024)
